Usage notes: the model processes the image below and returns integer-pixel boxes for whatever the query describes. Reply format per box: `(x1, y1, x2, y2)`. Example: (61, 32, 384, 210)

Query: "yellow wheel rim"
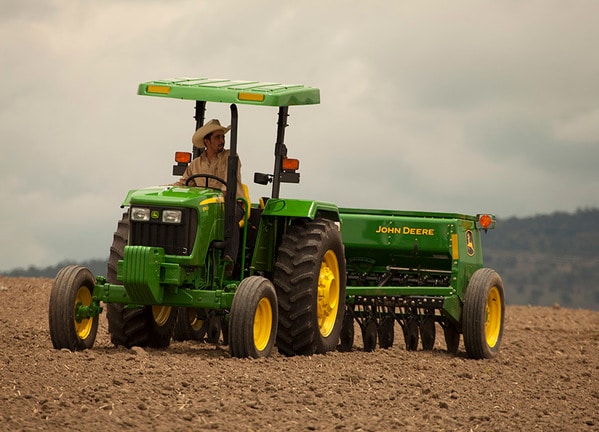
(152, 305, 172, 327)
(317, 250, 341, 338)
(485, 286, 502, 348)
(189, 309, 205, 331)
(74, 286, 93, 340)
(254, 297, 273, 351)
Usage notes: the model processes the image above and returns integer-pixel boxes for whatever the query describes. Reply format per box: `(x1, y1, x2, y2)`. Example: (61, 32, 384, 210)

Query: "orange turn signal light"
(238, 92, 265, 102)
(282, 157, 299, 171)
(175, 151, 191, 163)
(147, 85, 171, 94)
(478, 214, 493, 229)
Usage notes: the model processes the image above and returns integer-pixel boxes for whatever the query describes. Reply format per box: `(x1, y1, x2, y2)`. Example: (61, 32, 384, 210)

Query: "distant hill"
(482, 208, 599, 310)
(3, 208, 598, 310)
(2, 259, 108, 280)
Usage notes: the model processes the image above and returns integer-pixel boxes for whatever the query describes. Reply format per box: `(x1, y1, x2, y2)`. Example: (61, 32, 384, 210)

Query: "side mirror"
(254, 172, 272, 185)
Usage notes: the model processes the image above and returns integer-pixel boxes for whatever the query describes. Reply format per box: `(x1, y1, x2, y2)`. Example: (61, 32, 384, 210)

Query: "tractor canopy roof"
(138, 78, 320, 107)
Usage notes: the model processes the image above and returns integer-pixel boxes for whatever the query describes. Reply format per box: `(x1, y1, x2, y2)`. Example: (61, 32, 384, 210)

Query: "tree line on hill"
(482, 207, 599, 310)
(2, 259, 108, 281)
(3, 208, 598, 310)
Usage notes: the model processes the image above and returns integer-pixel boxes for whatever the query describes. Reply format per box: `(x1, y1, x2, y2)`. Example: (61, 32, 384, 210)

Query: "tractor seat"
(238, 184, 251, 228)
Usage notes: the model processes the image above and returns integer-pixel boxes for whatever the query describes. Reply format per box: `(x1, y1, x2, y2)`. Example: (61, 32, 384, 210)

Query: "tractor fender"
(261, 198, 340, 222)
(250, 199, 340, 274)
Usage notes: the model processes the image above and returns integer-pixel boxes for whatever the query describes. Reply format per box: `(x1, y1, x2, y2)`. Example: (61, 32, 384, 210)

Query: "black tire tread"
(49, 265, 98, 351)
(462, 267, 505, 359)
(229, 276, 278, 358)
(273, 218, 346, 356)
(174, 308, 207, 342)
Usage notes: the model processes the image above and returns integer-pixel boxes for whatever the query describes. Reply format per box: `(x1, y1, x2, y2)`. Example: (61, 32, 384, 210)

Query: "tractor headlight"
(162, 209, 182, 224)
(131, 207, 150, 221)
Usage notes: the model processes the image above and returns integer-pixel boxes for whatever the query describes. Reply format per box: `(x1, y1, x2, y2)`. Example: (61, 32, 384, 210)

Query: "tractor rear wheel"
(229, 276, 278, 358)
(49, 265, 98, 351)
(105, 212, 175, 348)
(274, 218, 346, 356)
(206, 315, 222, 344)
(107, 304, 175, 348)
(462, 268, 505, 359)
(174, 308, 208, 342)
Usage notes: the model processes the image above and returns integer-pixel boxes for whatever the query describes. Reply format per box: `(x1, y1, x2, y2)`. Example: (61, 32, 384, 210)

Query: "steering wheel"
(185, 174, 228, 189)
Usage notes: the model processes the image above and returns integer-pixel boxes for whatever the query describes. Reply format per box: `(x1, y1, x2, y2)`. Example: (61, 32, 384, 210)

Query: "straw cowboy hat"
(192, 119, 231, 148)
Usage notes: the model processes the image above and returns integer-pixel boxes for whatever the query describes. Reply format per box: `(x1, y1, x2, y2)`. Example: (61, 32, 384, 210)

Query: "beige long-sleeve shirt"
(173, 150, 244, 200)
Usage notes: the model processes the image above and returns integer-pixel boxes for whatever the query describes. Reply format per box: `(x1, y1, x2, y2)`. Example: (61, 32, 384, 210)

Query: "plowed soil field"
(1, 276, 597, 431)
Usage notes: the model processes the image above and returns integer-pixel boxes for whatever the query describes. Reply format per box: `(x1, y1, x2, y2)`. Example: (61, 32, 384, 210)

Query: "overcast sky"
(1, 0, 598, 272)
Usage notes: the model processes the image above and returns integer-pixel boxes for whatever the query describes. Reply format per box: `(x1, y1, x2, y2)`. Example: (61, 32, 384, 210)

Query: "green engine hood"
(121, 186, 224, 209)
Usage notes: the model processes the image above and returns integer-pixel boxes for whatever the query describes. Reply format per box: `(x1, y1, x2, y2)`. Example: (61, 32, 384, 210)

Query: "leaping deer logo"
(466, 230, 475, 256)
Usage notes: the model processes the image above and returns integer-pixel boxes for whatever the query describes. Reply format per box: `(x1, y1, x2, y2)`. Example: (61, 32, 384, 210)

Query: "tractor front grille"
(129, 207, 198, 256)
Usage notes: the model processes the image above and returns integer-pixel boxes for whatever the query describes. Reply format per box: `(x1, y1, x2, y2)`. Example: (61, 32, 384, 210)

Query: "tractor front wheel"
(462, 268, 505, 359)
(229, 276, 278, 358)
(49, 265, 99, 351)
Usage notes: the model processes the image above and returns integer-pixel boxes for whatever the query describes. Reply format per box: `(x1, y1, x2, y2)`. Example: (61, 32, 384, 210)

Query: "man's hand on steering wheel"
(184, 174, 228, 189)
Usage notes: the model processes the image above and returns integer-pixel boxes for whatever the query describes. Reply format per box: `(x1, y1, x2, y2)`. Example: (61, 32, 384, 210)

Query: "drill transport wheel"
(462, 268, 505, 359)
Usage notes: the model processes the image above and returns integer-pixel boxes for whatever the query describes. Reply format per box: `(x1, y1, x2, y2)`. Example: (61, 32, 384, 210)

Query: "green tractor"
(49, 78, 344, 358)
(49, 77, 505, 360)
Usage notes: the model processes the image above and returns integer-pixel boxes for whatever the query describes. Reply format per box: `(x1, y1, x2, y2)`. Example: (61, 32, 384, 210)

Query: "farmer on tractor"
(48, 77, 503, 361)
(172, 119, 246, 270)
